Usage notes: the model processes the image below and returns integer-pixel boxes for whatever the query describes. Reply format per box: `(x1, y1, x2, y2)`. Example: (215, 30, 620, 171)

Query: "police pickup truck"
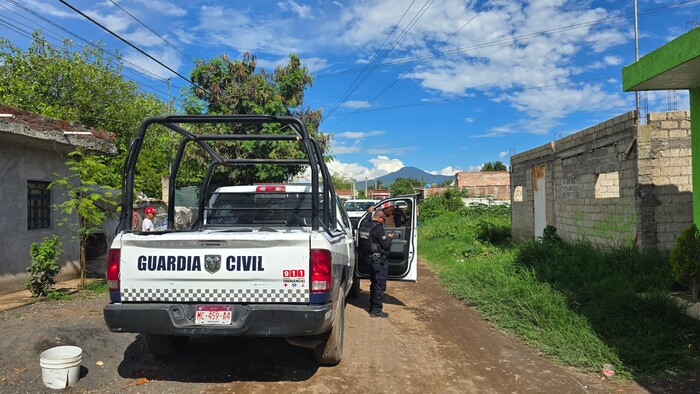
(103, 115, 355, 365)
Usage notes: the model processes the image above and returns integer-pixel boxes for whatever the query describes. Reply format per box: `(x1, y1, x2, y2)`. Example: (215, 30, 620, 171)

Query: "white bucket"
(39, 346, 82, 390)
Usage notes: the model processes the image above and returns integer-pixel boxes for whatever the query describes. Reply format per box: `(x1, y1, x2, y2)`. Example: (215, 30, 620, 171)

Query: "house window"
(595, 172, 620, 199)
(28, 181, 51, 229)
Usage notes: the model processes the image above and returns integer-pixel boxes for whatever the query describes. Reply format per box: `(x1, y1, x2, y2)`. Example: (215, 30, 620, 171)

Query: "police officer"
(358, 210, 394, 318)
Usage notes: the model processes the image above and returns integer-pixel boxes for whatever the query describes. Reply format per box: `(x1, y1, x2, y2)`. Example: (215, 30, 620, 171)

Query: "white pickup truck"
(104, 116, 356, 364)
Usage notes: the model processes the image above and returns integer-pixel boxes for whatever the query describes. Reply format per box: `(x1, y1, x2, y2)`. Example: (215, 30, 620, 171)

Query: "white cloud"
(366, 146, 414, 156)
(326, 156, 405, 181)
(277, 0, 312, 19)
(463, 117, 474, 123)
(254, 55, 328, 73)
(122, 27, 165, 47)
(133, 0, 187, 17)
(343, 100, 370, 109)
(332, 145, 361, 154)
(85, 8, 134, 33)
(23, 0, 82, 19)
(335, 130, 385, 139)
(123, 46, 183, 80)
(499, 151, 508, 159)
(368, 156, 404, 177)
(428, 166, 462, 176)
(324, 0, 631, 135)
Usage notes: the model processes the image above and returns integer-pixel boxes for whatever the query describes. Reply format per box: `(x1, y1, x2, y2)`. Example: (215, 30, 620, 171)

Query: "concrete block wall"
(511, 110, 693, 252)
(510, 143, 554, 240)
(643, 111, 693, 251)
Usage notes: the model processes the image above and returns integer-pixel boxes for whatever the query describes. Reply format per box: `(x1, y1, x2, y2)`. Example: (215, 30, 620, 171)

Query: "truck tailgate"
(117, 231, 311, 304)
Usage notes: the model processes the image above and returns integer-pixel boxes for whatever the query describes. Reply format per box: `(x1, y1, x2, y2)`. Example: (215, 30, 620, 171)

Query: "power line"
(106, 0, 196, 64)
(57, 0, 198, 90)
(324, 0, 420, 118)
(326, 0, 496, 130)
(0, 14, 172, 98)
(4, 0, 175, 85)
(326, 75, 616, 119)
(317, 0, 700, 80)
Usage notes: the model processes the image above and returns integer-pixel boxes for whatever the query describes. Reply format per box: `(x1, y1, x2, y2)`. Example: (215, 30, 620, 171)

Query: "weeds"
(418, 206, 700, 379)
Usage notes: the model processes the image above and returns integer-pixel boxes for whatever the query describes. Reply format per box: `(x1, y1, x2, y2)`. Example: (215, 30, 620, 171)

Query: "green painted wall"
(692, 87, 700, 226)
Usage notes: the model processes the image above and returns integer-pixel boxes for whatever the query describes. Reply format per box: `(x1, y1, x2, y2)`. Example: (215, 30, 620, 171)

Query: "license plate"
(195, 305, 233, 325)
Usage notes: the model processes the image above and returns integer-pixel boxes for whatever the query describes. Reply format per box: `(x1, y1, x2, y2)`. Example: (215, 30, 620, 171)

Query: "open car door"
(355, 195, 418, 281)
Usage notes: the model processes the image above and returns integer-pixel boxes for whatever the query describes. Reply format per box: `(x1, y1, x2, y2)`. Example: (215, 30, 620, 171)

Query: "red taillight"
(310, 249, 332, 293)
(256, 185, 286, 192)
(106, 249, 121, 291)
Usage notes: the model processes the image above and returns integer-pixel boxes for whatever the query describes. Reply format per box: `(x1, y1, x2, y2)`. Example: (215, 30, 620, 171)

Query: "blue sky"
(2, 0, 699, 182)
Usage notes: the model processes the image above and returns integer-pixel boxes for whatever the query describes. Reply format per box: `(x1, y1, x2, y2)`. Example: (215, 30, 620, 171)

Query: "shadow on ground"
(118, 335, 319, 383)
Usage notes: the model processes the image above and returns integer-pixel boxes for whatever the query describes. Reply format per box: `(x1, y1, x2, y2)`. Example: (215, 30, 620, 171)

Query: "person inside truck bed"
(142, 206, 156, 232)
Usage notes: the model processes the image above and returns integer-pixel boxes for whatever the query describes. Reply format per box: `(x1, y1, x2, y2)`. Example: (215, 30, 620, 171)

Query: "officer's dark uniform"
(358, 217, 393, 317)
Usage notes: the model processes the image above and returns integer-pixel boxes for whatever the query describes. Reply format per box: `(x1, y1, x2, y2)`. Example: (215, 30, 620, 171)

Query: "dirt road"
(0, 262, 650, 393)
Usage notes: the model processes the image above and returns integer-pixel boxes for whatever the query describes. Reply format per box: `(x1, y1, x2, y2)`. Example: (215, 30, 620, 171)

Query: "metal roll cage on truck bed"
(118, 115, 337, 233)
(105, 115, 353, 365)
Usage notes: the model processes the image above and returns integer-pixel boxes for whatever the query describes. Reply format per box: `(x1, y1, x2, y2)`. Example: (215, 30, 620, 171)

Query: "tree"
(50, 150, 115, 287)
(390, 177, 422, 197)
(669, 225, 700, 299)
(331, 173, 353, 190)
(481, 161, 508, 171)
(0, 32, 168, 197)
(185, 52, 328, 184)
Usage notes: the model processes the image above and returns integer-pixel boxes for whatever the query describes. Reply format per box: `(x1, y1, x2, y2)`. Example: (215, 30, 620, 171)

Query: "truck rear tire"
(144, 334, 187, 358)
(314, 290, 345, 365)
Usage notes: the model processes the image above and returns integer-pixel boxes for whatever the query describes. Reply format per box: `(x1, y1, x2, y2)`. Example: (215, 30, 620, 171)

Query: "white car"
(343, 199, 379, 229)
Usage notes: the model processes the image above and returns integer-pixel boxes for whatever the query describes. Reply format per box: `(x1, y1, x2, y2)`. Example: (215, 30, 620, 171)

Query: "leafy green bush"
(26, 235, 63, 297)
(541, 225, 561, 243)
(669, 224, 700, 299)
(418, 188, 466, 221)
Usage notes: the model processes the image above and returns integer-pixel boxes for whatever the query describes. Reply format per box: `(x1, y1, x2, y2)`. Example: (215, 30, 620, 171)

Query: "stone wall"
(511, 110, 692, 252)
(456, 171, 510, 200)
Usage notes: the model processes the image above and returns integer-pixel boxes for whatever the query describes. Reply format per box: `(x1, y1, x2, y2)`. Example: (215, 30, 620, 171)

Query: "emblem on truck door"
(204, 255, 222, 274)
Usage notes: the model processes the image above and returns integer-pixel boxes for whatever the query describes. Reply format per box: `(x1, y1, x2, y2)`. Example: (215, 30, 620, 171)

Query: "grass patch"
(419, 205, 700, 380)
(78, 279, 108, 298)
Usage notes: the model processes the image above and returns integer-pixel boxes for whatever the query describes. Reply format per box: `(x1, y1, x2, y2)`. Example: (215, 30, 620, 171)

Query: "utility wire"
(323, 0, 699, 130)
(4, 0, 176, 85)
(106, 0, 196, 64)
(326, 0, 496, 130)
(318, 0, 700, 80)
(0, 10, 172, 97)
(57, 0, 203, 93)
(327, 0, 438, 119)
(324, 0, 419, 118)
(329, 75, 615, 118)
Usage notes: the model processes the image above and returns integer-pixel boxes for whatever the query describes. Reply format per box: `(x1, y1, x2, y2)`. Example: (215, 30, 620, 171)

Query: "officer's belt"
(371, 253, 383, 257)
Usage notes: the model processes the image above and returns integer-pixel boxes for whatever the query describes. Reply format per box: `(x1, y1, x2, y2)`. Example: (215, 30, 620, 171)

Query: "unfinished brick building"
(455, 171, 510, 200)
(510, 110, 692, 252)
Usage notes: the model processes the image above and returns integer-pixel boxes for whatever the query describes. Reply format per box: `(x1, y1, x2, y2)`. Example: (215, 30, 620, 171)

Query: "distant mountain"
(355, 166, 453, 188)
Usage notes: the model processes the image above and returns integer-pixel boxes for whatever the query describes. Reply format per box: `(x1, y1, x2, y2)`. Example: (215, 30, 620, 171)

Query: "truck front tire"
(314, 290, 345, 365)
